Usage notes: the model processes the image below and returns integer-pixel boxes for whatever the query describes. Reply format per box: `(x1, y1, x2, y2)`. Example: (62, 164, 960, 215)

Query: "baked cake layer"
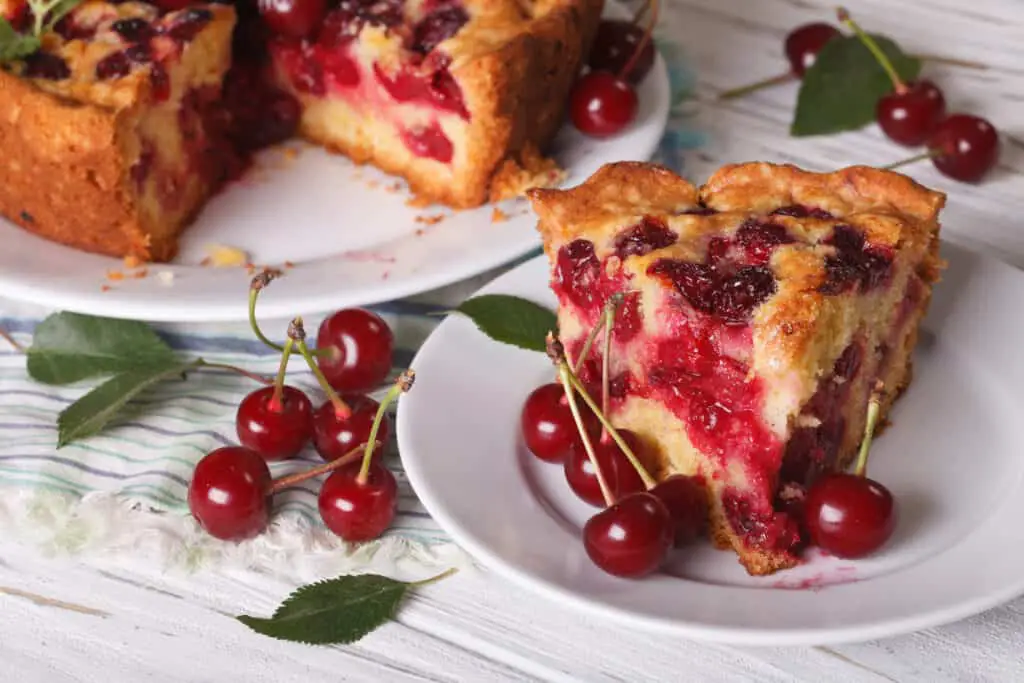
(529, 161, 945, 575)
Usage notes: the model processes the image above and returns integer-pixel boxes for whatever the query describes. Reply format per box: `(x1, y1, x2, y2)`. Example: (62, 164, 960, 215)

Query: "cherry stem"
(193, 359, 272, 385)
(630, 0, 649, 25)
(409, 567, 459, 588)
(247, 272, 330, 357)
(556, 361, 615, 507)
(717, 73, 794, 101)
(838, 7, 905, 93)
(914, 53, 988, 71)
(0, 327, 24, 353)
(882, 149, 939, 171)
(356, 370, 415, 485)
(619, 0, 658, 81)
(290, 318, 351, 419)
(572, 313, 605, 376)
(600, 296, 623, 441)
(268, 443, 367, 494)
(561, 361, 657, 489)
(853, 381, 884, 478)
(270, 336, 294, 411)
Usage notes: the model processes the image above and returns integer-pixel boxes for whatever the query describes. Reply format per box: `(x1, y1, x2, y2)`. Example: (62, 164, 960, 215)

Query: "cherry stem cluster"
(620, 0, 659, 81)
(248, 271, 329, 357)
(270, 337, 294, 411)
(357, 370, 415, 485)
(837, 7, 905, 92)
(853, 381, 884, 478)
(287, 317, 352, 419)
(556, 354, 614, 506)
(267, 443, 367, 494)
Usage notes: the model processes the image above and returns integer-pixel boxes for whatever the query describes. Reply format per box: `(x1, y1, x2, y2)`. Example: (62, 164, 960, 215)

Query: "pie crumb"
(489, 144, 567, 202)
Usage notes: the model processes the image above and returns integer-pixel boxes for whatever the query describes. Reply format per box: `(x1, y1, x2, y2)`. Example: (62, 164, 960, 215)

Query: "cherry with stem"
(318, 371, 414, 542)
(839, 7, 945, 147)
(803, 381, 897, 558)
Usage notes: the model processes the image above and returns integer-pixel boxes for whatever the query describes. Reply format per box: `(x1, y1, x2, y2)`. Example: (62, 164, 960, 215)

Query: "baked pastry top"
(530, 161, 945, 574)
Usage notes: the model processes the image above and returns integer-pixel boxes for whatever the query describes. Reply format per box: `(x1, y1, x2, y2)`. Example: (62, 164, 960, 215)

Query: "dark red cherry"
(928, 114, 1000, 183)
(804, 473, 896, 558)
(188, 447, 271, 541)
(316, 309, 394, 394)
(236, 386, 314, 461)
(564, 432, 646, 507)
(569, 71, 638, 138)
(876, 80, 946, 146)
(258, 0, 327, 39)
(588, 19, 656, 84)
(583, 492, 673, 578)
(649, 474, 706, 545)
(318, 461, 397, 541)
(784, 23, 841, 77)
(313, 395, 388, 462)
(520, 383, 598, 463)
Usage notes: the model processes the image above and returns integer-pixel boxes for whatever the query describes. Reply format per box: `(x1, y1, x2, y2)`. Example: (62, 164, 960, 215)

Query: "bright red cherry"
(784, 23, 841, 77)
(876, 80, 946, 146)
(316, 309, 394, 394)
(569, 71, 638, 138)
(520, 383, 598, 463)
(803, 473, 895, 558)
(236, 385, 313, 461)
(649, 474, 706, 545)
(583, 491, 673, 577)
(258, 0, 327, 38)
(318, 461, 397, 542)
(313, 395, 389, 462)
(587, 19, 655, 84)
(188, 447, 271, 541)
(564, 432, 646, 506)
(929, 114, 1000, 182)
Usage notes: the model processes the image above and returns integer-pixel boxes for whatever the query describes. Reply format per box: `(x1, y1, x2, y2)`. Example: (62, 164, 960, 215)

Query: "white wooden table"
(2, 0, 1023, 680)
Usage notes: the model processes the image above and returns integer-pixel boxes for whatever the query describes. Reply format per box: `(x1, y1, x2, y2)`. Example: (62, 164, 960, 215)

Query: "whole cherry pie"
(529, 161, 945, 575)
(0, 0, 601, 261)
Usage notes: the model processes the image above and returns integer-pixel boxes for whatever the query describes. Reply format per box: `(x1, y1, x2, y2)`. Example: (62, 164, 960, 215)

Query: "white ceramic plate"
(397, 243, 1024, 646)
(0, 4, 669, 323)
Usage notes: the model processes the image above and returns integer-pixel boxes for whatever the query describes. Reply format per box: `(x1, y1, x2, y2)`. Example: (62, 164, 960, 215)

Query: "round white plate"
(397, 243, 1024, 646)
(0, 5, 670, 323)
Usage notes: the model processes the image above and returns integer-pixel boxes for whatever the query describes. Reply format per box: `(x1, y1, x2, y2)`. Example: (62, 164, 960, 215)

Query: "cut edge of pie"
(528, 161, 945, 575)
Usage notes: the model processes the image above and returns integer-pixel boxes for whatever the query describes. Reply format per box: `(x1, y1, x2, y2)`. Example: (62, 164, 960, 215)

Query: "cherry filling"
(735, 219, 794, 265)
(649, 260, 775, 325)
(374, 55, 468, 119)
(614, 216, 677, 258)
(723, 490, 802, 552)
(770, 204, 835, 220)
(820, 224, 894, 294)
(400, 121, 453, 163)
(409, 4, 468, 54)
(22, 52, 70, 80)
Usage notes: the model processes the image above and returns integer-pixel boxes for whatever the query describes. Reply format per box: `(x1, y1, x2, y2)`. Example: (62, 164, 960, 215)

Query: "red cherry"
(876, 80, 946, 146)
(257, 0, 327, 38)
(784, 23, 841, 77)
(318, 461, 397, 541)
(188, 447, 271, 541)
(316, 309, 394, 394)
(520, 383, 598, 463)
(587, 19, 656, 84)
(583, 492, 673, 577)
(649, 474, 706, 545)
(803, 473, 895, 558)
(569, 71, 638, 138)
(236, 385, 313, 461)
(564, 432, 646, 507)
(313, 395, 389, 462)
(929, 114, 1000, 182)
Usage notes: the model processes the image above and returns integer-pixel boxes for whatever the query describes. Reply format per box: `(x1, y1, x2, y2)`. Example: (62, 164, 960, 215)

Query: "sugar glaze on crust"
(530, 161, 945, 575)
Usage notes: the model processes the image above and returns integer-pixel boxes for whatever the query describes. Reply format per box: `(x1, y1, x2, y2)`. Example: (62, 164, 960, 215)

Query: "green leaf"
(27, 312, 178, 385)
(237, 575, 411, 645)
(791, 34, 921, 137)
(454, 294, 557, 353)
(0, 18, 40, 63)
(56, 361, 196, 447)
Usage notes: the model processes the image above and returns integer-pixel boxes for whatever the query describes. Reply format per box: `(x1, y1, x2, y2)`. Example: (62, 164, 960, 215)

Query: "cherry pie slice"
(529, 161, 945, 575)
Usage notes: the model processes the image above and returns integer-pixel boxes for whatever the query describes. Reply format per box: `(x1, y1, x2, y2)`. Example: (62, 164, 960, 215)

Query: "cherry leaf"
(791, 34, 921, 137)
(56, 361, 197, 448)
(0, 18, 40, 63)
(236, 575, 411, 645)
(27, 312, 178, 385)
(454, 294, 557, 353)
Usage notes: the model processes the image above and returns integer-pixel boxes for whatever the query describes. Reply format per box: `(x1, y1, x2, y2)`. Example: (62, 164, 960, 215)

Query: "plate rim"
(397, 248, 1024, 646)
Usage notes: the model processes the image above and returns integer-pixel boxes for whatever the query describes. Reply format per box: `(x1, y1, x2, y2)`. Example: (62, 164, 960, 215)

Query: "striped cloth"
(0, 38, 701, 580)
